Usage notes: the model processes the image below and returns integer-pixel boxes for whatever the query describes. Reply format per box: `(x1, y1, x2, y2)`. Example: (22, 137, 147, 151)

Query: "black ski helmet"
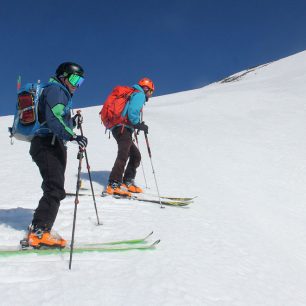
(56, 62, 84, 78)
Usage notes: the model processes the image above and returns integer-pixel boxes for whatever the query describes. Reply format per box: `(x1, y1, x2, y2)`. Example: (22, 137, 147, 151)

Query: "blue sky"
(1, 0, 306, 115)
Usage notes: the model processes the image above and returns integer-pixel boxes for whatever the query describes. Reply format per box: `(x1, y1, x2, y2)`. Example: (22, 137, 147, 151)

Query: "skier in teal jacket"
(106, 78, 155, 197)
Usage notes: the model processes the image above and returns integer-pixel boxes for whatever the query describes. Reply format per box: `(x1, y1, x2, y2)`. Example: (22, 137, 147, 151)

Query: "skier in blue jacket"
(26, 62, 87, 249)
(106, 78, 155, 197)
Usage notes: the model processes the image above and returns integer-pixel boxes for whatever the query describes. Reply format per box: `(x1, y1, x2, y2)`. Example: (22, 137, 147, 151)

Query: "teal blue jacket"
(121, 84, 146, 127)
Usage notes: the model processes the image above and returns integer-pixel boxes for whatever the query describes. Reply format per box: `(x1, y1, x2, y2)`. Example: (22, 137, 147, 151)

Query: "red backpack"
(99, 86, 138, 129)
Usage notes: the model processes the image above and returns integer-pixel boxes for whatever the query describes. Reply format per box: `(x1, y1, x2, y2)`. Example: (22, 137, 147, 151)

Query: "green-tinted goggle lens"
(68, 74, 85, 87)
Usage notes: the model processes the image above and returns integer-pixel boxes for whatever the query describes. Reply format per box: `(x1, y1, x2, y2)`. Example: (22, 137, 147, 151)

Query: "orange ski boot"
(122, 179, 143, 193)
(27, 227, 66, 249)
(106, 181, 131, 197)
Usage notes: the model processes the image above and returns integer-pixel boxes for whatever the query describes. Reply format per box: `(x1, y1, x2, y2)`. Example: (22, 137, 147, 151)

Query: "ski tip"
(152, 239, 161, 247)
(143, 231, 154, 239)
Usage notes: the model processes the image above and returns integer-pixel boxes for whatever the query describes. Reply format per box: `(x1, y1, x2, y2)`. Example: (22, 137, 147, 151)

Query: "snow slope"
(1, 51, 306, 306)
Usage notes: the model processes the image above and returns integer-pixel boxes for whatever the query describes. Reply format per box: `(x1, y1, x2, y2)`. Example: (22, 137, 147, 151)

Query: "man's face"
(143, 86, 154, 99)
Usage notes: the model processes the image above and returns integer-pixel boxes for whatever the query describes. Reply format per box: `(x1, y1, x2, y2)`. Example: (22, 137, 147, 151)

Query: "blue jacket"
(120, 84, 146, 129)
(38, 79, 74, 141)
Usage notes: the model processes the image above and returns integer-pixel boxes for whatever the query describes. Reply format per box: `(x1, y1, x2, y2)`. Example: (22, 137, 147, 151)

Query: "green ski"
(80, 231, 154, 247)
(0, 240, 160, 257)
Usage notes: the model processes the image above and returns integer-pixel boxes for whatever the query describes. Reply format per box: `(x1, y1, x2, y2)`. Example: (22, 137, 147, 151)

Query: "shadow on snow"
(79, 170, 110, 189)
(0, 207, 33, 231)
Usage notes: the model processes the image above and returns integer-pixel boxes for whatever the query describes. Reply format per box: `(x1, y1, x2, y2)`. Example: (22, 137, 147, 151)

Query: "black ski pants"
(109, 126, 141, 183)
(29, 136, 67, 230)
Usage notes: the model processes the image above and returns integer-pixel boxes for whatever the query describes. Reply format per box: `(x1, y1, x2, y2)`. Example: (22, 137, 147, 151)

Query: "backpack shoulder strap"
(43, 81, 71, 96)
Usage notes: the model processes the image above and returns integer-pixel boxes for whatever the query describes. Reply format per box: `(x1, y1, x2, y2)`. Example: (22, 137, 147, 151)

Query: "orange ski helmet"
(138, 78, 155, 92)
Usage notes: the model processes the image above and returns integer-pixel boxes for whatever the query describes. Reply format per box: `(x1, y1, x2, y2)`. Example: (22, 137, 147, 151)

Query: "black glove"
(134, 121, 149, 134)
(71, 134, 88, 148)
(72, 113, 83, 128)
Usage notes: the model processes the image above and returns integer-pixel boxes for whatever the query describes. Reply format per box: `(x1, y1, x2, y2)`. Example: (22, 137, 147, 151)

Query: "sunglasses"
(144, 87, 154, 96)
(68, 74, 85, 87)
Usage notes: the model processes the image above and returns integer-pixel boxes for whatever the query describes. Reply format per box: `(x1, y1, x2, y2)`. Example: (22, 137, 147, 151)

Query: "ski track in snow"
(1, 51, 306, 305)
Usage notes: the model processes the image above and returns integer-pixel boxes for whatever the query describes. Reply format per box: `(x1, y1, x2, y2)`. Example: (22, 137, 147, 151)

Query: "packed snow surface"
(1, 51, 306, 305)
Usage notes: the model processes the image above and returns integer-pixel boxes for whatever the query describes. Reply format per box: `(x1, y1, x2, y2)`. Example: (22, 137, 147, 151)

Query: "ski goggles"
(68, 74, 85, 87)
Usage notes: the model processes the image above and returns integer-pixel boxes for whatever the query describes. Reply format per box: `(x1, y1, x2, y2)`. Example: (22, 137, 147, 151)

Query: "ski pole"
(77, 111, 102, 225)
(143, 132, 164, 209)
(69, 146, 84, 270)
(134, 131, 148, 189)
